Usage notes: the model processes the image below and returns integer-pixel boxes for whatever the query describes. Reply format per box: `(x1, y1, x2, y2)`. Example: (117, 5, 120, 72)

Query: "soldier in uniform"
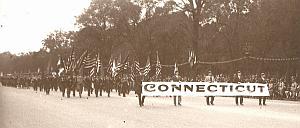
(94, 76, 100, 97)
(135, 75, 145, 107)
(121, 75, 129, 97)
(258, 73, 267, 105)
(66, 76, 72, 98)
(172, 70, 182, 106)
(106, 76, 111, 97)
(45, 76, 50, 95)
(205, 70, 215, 105)
(76, 76, 84, 98)
(60, 76, 66, 97)
(71, 75, 77, 97)
(84, 76, 92, 97)
(33, 77, 38, 92)
(99, 77, 103, 96)
(233, 71, 244, 105)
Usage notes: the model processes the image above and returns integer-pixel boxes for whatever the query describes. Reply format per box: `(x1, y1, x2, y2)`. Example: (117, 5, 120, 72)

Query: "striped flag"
(96, 53, 101, 75)
(119, 55, 129, 73)
(107, 56, 113, 76)
(143, 56, 151, 76)
(130, 60, 140, 81)
(83, 53, 96, 69)
(89, 66, 96, 77)
(66, 47, 76, 73)
(73, 50, 87, 72)
(69, 48, 76, 71)
(112, 59, 117, 77)
(116, 53, 122, 71)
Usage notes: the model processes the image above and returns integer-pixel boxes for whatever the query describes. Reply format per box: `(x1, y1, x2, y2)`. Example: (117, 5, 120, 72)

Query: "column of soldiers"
(0, 71, 299, 107)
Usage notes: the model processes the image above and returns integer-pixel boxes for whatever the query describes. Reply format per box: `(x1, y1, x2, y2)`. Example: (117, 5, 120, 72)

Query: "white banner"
(142, 82, 269, 96)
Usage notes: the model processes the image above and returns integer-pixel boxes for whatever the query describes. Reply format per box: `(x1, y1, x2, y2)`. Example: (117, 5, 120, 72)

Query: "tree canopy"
(1, 0, 299, 76)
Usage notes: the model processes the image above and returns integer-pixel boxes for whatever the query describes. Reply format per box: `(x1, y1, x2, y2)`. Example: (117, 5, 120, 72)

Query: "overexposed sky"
(0, 0, 91, 54)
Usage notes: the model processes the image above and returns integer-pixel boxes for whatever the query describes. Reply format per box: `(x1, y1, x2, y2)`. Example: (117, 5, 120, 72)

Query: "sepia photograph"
(0, 0, 299, 128)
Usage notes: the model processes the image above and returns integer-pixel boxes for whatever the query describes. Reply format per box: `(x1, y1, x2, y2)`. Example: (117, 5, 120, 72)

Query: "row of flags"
(56, 49, 197, 78)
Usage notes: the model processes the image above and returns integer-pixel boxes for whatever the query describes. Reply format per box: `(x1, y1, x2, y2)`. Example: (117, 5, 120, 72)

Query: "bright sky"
(0, 0, 91, 54)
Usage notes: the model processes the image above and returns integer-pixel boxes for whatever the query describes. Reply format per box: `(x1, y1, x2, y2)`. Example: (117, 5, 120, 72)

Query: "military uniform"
(233, 71, 244, 105)
(258, 73, 267, 105)
(205, 71, 215, 105)
(172, 73, 182, 106)
(135, 76, 145, 107)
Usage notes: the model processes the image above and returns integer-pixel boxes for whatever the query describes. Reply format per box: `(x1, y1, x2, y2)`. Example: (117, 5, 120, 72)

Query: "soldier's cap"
(238, 70, 241, 73)
(261, 73, 265, 75)
(208, 70, 211, 73)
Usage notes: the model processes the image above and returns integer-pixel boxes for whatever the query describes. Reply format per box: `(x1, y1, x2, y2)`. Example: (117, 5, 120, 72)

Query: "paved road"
(1, 86, 300, 128)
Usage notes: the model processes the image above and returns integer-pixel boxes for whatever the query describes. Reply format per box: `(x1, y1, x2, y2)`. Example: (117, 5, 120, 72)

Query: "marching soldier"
(105, 76, 111, 97)
(233, 71, 244, 105)
(66, 76, 73, 98)
(205, 70, 215, 105)
(99, 77, 104, 96)
(60, 76, 66, 97)
(258, 73, 267, 105)
(135, 75, 145, 107)
(121, 75, 129, 97)
(172, 70, 182, 106)
(77, 76, 84, 98)
(84, 76, 92, 97)
(45, 76, 50, 95)
(94, 77, 99, 97)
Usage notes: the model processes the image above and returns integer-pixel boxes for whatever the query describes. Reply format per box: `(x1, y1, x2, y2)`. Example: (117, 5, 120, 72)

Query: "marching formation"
(1, 70, 299, 107)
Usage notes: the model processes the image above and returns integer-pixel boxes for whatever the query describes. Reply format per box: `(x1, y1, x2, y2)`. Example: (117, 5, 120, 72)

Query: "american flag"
(119, 55, 129, 73)
(74, 50, 87, 72)
(83, 53, 96, 69)
(96, 53, 101, 75)
(130, 60, 140, 81)
(66, 47, 76, 73)
(143, 56, 151, 76)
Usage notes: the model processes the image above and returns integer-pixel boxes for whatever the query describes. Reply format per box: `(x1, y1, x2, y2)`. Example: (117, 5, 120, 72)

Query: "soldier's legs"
(122, 87, 126, 97)
(53, 85, 56, 91)
(138, 94, 142, 106)
(79, 86, 83, 98)
(87, 88, 91, 96)
(259, 97, 262, 105)
(107, 89, 110, 97)
(141, 96, 145, 106)
(95, 88, 99, 97)
(173, 96, 177, 106)
(72, 88, 75, 97)
(178, 96, 182, 105)
(235, 97, 239, 105)
(263, 97, 266, 105)
(118, 86, 121, 96)
(67, 87, 71, 98)
(206, 96, 210, 105)
(62, 88, 65, 97)
(99, 87, 102, 96)
(210, 96, 214, 105)
(240, 97, 244, 105)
